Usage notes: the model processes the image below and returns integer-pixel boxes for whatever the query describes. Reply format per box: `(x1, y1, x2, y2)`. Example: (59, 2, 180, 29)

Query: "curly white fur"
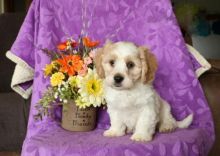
(95, 41, 193, 142)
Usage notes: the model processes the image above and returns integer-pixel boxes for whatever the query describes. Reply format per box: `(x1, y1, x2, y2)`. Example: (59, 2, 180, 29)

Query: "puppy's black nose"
(114, 74, 124, 84)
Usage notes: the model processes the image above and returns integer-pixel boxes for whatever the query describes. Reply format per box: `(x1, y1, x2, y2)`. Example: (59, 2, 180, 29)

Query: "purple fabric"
(188, 52, 203, 72)
(20, 81, 33, 90)
(9, 0, 214, 155)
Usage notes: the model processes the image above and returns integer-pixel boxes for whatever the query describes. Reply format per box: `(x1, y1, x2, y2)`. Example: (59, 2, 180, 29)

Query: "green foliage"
(34, 87, 56, 120)
(57, 82, 79, 102)
(34, 83, 80, 120)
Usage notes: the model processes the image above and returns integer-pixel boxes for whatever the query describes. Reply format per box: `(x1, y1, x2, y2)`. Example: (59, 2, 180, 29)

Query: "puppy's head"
(95, 41, 157, 90)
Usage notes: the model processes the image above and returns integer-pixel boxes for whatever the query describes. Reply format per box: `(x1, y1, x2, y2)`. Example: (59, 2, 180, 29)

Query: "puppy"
(95, 41, 193, 142)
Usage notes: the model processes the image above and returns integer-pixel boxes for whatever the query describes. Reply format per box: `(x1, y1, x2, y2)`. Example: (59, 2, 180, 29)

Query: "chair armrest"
(199, 59, 220, 156)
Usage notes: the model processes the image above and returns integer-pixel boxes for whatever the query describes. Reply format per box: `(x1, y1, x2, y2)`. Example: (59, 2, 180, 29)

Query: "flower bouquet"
(35, 36, 105, 131)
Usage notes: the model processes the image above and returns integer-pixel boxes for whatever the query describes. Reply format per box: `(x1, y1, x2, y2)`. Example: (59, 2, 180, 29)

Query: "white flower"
(77, 69, 105, 107)
(54, 92, 58, 99)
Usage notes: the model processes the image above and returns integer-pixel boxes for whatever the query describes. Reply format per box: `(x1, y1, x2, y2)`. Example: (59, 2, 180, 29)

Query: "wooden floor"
(0, 152, 20, 156)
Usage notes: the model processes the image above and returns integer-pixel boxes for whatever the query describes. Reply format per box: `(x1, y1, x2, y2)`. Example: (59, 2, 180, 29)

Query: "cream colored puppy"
(95, 41, 193, 142)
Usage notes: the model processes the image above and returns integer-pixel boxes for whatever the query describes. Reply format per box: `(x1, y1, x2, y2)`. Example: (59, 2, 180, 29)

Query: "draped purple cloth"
(8, 0, 214, 155)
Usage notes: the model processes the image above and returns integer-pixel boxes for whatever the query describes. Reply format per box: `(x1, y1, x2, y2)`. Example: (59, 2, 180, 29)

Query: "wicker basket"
(61, 101, 97, 132)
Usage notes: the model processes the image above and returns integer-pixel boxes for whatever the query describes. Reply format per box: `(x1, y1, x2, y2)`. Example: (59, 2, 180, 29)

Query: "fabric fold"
(186, 44, 211, 77)
(6, 51, 34, 99)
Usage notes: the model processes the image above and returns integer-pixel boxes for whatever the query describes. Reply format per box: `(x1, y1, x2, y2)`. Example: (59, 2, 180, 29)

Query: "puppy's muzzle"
(114, 74, 124, 86)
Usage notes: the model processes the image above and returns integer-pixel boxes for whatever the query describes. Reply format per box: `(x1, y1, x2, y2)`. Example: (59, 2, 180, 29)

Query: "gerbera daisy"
(56, 55, 83, 76)
(78, 69, 104, 107)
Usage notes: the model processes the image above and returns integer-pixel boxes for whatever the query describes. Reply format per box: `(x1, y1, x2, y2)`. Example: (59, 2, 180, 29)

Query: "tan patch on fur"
(139, 46, 158, 84)
(94, 48, 105, 78)
(105, 54, 117, 63)
(94, 40, 114, 78)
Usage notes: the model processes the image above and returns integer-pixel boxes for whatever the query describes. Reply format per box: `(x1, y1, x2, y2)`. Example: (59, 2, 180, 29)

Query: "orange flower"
(83, 37, 99, 48)
(56, 55, 83, 76)
(57, 42, 66, 51)
(57, 40, 78, 51)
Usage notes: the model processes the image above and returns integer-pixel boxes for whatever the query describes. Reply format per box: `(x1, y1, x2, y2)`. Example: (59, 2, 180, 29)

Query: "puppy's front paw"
(130, 133, 152, 142)
(103, 129, 125, 137)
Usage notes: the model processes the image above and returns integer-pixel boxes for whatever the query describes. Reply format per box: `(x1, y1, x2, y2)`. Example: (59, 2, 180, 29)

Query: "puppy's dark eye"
(127, 61, 135, 69)
(109, 60, 115, 67)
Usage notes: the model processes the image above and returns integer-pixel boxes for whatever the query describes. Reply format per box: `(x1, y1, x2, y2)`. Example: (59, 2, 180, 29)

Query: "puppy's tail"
(176, 114, 193, 129)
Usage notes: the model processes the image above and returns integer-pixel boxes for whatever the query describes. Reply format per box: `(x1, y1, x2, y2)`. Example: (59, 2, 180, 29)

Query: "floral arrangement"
(35, 36, 105, 120)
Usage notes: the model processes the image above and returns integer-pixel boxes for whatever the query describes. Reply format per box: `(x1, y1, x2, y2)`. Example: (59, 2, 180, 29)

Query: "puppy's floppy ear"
(139, 46, 158, 84)
(94, 47, 105, 78)
(94, 40, 113, 78)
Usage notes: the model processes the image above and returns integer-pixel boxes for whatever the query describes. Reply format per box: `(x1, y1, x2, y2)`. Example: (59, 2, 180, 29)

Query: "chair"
(6, 0, 215, 155)
(0, 13, 30, 151)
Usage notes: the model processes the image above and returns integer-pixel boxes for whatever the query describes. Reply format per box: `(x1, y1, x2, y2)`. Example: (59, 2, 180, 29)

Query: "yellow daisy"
(50, 72, 65, 87)
(78, 69, 104, 107)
